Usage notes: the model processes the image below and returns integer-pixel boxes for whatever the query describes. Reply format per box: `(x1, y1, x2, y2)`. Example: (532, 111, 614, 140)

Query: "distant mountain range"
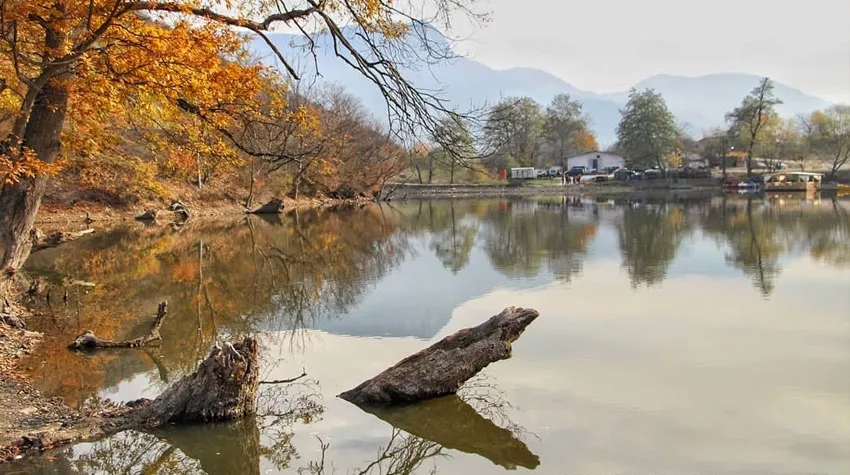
(250, 27, 832, 146)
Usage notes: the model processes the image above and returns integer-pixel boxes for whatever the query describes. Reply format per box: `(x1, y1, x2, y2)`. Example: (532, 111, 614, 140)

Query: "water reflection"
(11, 195, 850, 474)
(363, 395, 538, 470)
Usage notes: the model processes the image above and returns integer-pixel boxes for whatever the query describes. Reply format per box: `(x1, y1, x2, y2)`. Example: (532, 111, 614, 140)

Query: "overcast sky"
(448, 0, 850, 103)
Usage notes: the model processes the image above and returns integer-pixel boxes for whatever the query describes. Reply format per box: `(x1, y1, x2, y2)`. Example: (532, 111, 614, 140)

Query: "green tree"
(615, 88, 679, 169)
(725, 77, 783, 178)
(484, 97, 544, 167)
(541, 94, 597, 168)
(430, 115, 477, 184)
(809, 105, 850, 179)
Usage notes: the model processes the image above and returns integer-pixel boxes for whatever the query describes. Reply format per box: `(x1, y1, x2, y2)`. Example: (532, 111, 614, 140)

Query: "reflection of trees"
(617, 203, 691, 287)
(699, 196, 850, 296)
(481, 199, 596, 282)
(429, 201, 477, 274)
(21, 206, 409, 406)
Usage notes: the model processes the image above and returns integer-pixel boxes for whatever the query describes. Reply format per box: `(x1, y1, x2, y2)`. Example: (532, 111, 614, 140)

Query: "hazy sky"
(449, 0, 850, 103)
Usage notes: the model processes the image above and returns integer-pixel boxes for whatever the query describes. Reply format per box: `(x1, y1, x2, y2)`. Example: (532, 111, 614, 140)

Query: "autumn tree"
(725, 77, 783, 178)
(808, 105, 850, 179)
(615, 88, 679, 169)
(483, 97, 544, 168)
(541, 94, 597, 168)
(0, 0, 482, 273)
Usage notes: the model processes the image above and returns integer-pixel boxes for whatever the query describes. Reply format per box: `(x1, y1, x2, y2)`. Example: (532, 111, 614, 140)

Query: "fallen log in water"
(338, 306, 539, 405)
(8, 337, 261, 458)
(68, 302, 168, 349)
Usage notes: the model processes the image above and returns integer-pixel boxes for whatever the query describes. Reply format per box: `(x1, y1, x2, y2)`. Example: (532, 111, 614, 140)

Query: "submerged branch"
(68, 301, 167, 349)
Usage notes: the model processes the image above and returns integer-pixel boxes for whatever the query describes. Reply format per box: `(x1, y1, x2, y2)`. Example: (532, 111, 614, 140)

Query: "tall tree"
(429, 115, 476, 184)
(541, 94, 597, 168)
(615, 88, 679, 169)
(0, 0, 482, 273)
(809, 105, 850, 179)
(725, 77, 783, 178)
(483, 97, 544, 167)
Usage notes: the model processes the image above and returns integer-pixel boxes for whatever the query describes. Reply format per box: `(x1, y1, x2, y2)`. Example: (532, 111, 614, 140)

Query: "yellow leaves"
(1, 148, 61, 184)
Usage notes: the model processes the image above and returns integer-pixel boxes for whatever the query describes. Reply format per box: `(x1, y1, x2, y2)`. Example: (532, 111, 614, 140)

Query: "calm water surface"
(6, 195, 850, 474)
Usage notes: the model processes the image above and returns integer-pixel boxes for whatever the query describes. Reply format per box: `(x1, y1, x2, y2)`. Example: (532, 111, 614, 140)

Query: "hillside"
(250, 28, 832, 146)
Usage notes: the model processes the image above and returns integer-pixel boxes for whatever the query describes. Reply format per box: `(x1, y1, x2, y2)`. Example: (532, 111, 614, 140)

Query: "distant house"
(566, 152, 626, 171)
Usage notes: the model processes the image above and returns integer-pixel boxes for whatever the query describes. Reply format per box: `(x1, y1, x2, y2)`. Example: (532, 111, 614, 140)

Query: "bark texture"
(134, 337, 259, 425)
(338, 307, 539, 405)
(0, 24, 71, 272)
(69, 302, 167, 349)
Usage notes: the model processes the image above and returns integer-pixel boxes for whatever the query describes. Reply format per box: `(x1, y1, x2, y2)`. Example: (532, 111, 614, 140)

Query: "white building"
(566, 152, 626, 171)
(510, 167, 535, 179)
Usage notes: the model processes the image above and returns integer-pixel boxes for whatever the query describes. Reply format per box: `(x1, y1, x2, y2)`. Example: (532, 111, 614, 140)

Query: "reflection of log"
(68, 302, 168, 349)
(248, 198, 284, 214)
(135, 209, 158, 221)
(365, 395, 540, 470)
(339, 307, 539, 405)
(151, 417, 262, 475)
(32, 228, 95, 251)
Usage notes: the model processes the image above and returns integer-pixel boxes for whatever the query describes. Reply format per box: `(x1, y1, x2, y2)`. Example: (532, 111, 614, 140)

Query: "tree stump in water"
(248, 198, 284, 214)
(338, 307, 539, 405)
(135, 337, 259, 424)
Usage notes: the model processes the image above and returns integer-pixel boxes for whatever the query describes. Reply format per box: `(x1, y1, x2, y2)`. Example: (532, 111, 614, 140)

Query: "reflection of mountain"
(313, 243, 548, 339)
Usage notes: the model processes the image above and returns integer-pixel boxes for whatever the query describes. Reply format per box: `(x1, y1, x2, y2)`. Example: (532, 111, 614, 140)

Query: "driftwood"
(69, 302, 167, 349)
(338, 307, 539, 405)
(248, 198, 284, 214)
(10, 337, 260, 458)
(170, 200, 191, 220)
(31, 228, 94, 252)
(132, 338, 260, 424)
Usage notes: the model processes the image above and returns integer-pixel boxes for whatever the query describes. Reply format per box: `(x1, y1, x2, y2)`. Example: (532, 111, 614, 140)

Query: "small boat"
(763, 172, 823, 192)
(723, 178, 759, 190)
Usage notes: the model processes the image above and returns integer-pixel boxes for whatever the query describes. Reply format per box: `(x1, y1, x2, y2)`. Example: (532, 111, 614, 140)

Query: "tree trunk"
(9, 337, 260, 458)
(0, 30, 70, 272)
(134, 337, 259, 425)
(746, 145, 754, 180)
(338, 307, 539, 405)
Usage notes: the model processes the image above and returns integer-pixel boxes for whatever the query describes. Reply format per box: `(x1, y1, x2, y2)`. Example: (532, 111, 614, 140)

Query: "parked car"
(566, 166, 588, 177)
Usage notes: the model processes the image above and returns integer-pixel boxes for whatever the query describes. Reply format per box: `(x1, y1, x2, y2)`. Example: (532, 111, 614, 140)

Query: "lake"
(6, 194, 850, 474)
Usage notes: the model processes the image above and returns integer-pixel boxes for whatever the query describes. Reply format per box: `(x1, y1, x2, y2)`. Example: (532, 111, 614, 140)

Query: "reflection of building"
(566, 151, 625, 170)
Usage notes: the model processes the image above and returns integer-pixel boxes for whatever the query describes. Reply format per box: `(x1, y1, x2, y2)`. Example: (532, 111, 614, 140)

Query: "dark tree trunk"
(339, 307, 539, 405)
(0, 27, 70, 273)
